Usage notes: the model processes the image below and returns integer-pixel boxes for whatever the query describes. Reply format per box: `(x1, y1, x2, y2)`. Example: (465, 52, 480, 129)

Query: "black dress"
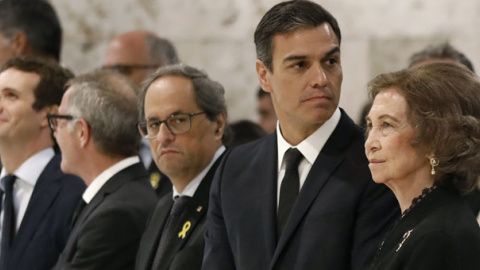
(371, 186, 480, 270)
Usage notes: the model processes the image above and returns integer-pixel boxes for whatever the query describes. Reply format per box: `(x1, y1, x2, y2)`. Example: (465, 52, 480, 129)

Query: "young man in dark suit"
(203, 1, 400, 269)
(0, 56, 85, 270)
(135, 64, 229, 270)
(51, 70, 157, 270)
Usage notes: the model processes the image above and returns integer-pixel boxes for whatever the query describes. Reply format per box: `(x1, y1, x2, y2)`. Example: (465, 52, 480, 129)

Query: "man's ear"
(213, 111, 227, 140)
(77, 118, 91, 148)
(256, 60, 273, 94)
(9, 31, 28, 55)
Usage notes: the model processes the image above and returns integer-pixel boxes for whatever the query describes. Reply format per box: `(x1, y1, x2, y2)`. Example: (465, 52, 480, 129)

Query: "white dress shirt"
(0, 147, 55, 242)
(82, 156, 140, 204)
(276, 108, 341, 208)
(172, 145, 226, 199)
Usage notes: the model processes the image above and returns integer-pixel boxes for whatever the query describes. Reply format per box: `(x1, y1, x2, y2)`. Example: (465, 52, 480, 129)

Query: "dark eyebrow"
(282, 55, 307, 64)
(323, 47, 340, 59)
(146, 110, 185, 121)
(282, 46, 341, 64)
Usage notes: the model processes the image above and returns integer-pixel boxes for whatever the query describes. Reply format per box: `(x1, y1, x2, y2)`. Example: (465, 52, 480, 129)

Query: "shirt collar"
(277, 108, 341, 171)
(82, 156, 140, 203)
(0, 147, 55, 191)
(173, 145, 226, 198)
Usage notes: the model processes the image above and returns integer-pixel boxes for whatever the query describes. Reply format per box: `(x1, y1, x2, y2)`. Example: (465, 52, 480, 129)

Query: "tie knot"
(1, 175, 16, 191)
(171, 196, 189, 216)
(284, 148, 303, 171)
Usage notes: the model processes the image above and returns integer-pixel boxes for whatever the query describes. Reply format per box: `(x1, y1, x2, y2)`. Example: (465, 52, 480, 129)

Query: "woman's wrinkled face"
(365, 88, 430, 187)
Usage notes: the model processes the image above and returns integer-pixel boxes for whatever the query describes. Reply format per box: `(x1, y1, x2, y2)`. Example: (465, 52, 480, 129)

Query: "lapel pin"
(396, 229, 413, 252)
(178, 221, 191, 239)
(150, 173, 160, 189)
(197, 206, 203, 212)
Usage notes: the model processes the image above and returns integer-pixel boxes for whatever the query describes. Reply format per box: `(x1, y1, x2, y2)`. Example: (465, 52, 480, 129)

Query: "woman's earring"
(430, 158, 439, 175)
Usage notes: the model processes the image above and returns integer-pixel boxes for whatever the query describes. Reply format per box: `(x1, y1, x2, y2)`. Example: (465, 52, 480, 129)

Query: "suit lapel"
(270, 112, 356, 268)
(64, 163, 143, 259)
(157, 153, 224, 269)
(260, 134, 280, 258)
(9, 155, 63, 262)
(139, 195, 172, 270)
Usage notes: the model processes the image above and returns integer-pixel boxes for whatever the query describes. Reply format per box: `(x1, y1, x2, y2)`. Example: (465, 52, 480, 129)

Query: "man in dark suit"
(0, 56, 85, 270)
(203, 1, 400, 269)
(51, 70, 157, 270)
(103, 30, 180, 198)
(135, 64, 229, 270)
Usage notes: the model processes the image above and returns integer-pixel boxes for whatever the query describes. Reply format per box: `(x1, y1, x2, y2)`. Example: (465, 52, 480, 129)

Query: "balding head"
(103, 30, 179, 87)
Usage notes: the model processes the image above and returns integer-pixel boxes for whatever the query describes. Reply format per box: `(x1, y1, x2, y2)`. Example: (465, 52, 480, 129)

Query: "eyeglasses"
(47, 114, 76, 132)
(101, 64, 159, 76)
(138, 112, 206, 139)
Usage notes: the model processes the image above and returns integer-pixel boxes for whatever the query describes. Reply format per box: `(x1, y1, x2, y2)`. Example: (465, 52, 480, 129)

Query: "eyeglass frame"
(47, 114, 77, 132)
(137, 111, 206, 139)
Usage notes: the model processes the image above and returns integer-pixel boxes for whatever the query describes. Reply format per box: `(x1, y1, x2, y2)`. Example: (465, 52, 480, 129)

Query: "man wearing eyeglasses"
(51, 70, 157, 270)
(135, 64, 229, 270)
(0, 56, 85, 270)
(103, 30, 180, 198)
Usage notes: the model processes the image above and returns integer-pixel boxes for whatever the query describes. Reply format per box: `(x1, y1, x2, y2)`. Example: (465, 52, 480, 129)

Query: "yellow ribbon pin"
(150, 172, 160, 189)
(178, 221, 191, 239)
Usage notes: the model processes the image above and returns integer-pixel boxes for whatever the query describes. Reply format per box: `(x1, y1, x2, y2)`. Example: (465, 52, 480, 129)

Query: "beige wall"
(51, 0, 480, 124)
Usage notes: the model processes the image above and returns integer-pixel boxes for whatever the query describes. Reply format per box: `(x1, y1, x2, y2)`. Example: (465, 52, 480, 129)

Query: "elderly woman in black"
(365, 63, 480, 270)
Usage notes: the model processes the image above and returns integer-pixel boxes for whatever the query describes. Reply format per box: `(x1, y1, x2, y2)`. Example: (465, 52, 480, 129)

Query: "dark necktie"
(1, 175, 16, 266)
(277, 148, 303, 239)
(151, 196, 190, 270)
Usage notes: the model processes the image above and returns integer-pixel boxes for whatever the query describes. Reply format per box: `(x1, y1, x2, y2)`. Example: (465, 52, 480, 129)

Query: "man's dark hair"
(254, 0, 341, 71)
(2, 56, 73, 111)
(409, 42, 475, 72)
(227, 120, 267, 148)
(0, 0, 62, 61)
(146, 33, 180, 66)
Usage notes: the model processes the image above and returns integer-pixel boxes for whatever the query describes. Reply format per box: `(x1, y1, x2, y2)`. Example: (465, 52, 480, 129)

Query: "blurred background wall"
(50, 0, 480, 124)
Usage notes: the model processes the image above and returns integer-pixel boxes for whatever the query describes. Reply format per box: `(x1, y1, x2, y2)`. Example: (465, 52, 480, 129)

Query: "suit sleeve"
(202, 153, 236, 270)
(59, 207, 144, 270)
(351, 181, 399, 270)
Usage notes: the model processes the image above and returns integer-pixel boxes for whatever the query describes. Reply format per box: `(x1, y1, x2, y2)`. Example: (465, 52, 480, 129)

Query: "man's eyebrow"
(282, 55, 307, 64)
(146, 110, 184, 121)
(324, 47, 340, 58)
(282, 46, 341, 64)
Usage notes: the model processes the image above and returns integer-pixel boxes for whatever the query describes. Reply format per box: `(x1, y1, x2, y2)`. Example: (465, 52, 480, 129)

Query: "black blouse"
(371, 187, 480, 270)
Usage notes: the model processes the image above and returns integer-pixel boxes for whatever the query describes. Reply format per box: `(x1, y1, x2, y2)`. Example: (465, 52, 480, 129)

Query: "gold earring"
(430, 158, 439, 175)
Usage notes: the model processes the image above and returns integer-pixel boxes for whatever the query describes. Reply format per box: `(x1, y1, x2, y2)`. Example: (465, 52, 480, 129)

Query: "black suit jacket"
(53, 162, 157, 270)
(203, 110, 399, 270)
(2, 154, 85, 270)
(371, 186, 480, 270)
(136, 154, 224, 270)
